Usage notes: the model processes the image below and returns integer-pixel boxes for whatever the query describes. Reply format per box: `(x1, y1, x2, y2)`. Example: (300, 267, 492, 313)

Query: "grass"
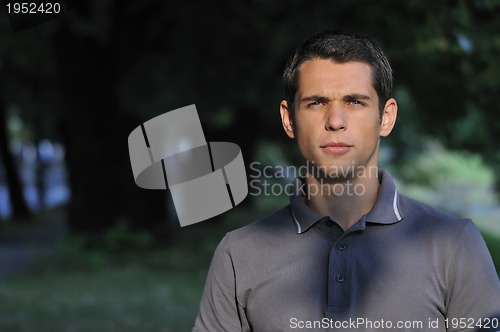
(0, 203, 270, 332)
(0, 266, 205, 332)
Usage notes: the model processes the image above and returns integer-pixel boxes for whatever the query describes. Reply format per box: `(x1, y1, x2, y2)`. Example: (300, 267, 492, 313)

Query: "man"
(193, 30, 500, 331)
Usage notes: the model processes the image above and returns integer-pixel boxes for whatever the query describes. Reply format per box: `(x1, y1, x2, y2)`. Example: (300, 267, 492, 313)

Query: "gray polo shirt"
(193, 170, 500, 331)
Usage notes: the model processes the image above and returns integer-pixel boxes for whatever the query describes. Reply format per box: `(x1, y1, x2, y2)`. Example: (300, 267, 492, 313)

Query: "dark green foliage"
(0, 0, 499, 230)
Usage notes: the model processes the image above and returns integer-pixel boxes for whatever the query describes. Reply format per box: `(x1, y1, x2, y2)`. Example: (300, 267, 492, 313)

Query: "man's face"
(280, 59, 397, 183)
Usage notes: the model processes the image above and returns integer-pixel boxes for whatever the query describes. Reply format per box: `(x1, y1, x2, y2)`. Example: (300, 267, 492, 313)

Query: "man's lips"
(320, 142, 353, 154)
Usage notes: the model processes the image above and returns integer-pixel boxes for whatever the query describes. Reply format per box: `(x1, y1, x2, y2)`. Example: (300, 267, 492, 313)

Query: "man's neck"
(304, 171, 380, 231)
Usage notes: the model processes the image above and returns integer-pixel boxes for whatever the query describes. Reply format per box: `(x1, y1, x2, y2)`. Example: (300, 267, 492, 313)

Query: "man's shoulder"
(223, 204, 296, 246)
(398, 193, 473, 231)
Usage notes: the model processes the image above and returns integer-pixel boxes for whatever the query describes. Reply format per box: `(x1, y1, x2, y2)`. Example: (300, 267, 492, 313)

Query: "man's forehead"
(295, 59, 376, 97)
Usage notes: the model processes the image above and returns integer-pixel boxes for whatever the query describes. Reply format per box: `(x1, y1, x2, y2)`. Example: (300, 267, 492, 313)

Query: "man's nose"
(325, 103, 347, 131)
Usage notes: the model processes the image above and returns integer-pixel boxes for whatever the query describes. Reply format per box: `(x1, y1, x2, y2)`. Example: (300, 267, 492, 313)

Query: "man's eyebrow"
(300, 95, 330, 102)
(344, 93, 371, 100)
(300, 94, 372, 102)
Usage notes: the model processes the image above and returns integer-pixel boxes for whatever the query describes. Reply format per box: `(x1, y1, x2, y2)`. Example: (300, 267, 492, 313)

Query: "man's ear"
(380, 98, 397, 137)
(280, 100, 295, 139)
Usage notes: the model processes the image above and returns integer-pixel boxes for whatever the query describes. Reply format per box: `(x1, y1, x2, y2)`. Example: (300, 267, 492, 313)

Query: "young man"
(193, 30, 500, 331)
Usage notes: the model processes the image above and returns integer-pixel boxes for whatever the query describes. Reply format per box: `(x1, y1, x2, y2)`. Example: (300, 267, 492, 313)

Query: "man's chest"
(235, 232, 448, 331)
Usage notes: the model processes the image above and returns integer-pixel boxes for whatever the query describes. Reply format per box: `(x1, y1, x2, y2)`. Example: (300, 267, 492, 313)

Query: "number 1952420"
(444, 317, 499, 330)
(6, 2, 61, 14)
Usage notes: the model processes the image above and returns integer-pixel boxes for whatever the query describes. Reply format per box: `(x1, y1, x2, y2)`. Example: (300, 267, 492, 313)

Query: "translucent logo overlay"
(128, 105, 248, 227)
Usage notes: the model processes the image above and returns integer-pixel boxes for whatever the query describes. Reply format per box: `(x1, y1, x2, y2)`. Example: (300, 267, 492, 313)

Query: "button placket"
(327, 236, 351, 310)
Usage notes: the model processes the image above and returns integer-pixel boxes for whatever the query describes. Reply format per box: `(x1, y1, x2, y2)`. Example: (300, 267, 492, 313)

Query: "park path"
(0, 213, 66, 278)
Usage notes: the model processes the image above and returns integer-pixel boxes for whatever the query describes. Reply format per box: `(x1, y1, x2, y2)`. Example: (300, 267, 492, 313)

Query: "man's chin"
(308, 163, 378, 183)
(309, 164, 356, 182)
(314, 174, 354, 185)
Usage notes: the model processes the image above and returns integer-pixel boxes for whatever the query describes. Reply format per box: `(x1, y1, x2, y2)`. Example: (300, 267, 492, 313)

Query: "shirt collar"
(289, 179, 325, 234)
(289, 169, 403, 234)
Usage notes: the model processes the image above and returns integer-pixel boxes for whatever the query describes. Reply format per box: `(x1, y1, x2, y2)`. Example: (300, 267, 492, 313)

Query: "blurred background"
(0, 1, 498, 331)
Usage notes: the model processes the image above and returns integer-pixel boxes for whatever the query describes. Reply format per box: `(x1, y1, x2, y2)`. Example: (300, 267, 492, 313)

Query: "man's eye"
(347, 100, 364, 106)
(307, 101, 323, 108)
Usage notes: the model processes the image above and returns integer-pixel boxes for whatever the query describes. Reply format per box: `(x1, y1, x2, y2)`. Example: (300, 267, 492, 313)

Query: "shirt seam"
(443, 219, 473, 315)
(224, 235, 246, 313)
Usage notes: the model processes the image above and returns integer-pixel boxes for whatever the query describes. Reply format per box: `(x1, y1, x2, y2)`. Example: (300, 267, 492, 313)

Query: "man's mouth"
(320, 142, 353, 155)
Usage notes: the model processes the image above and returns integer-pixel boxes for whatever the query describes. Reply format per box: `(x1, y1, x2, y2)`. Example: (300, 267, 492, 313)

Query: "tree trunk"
(51, 15, 167, 237)
(0, 99, 31, 220)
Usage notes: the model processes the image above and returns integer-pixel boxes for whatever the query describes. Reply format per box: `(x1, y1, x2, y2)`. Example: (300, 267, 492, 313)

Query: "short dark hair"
(283, 30, 393, 117)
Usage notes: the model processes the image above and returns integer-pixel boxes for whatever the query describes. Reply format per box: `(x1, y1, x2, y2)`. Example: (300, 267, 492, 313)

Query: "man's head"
(279, 30, 397, 183)
(283, 30, 393, 117)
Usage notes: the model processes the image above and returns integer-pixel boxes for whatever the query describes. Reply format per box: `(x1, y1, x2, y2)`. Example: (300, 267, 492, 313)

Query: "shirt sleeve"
(193, 235, 249, 332)
(445, 220, 500, 331)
